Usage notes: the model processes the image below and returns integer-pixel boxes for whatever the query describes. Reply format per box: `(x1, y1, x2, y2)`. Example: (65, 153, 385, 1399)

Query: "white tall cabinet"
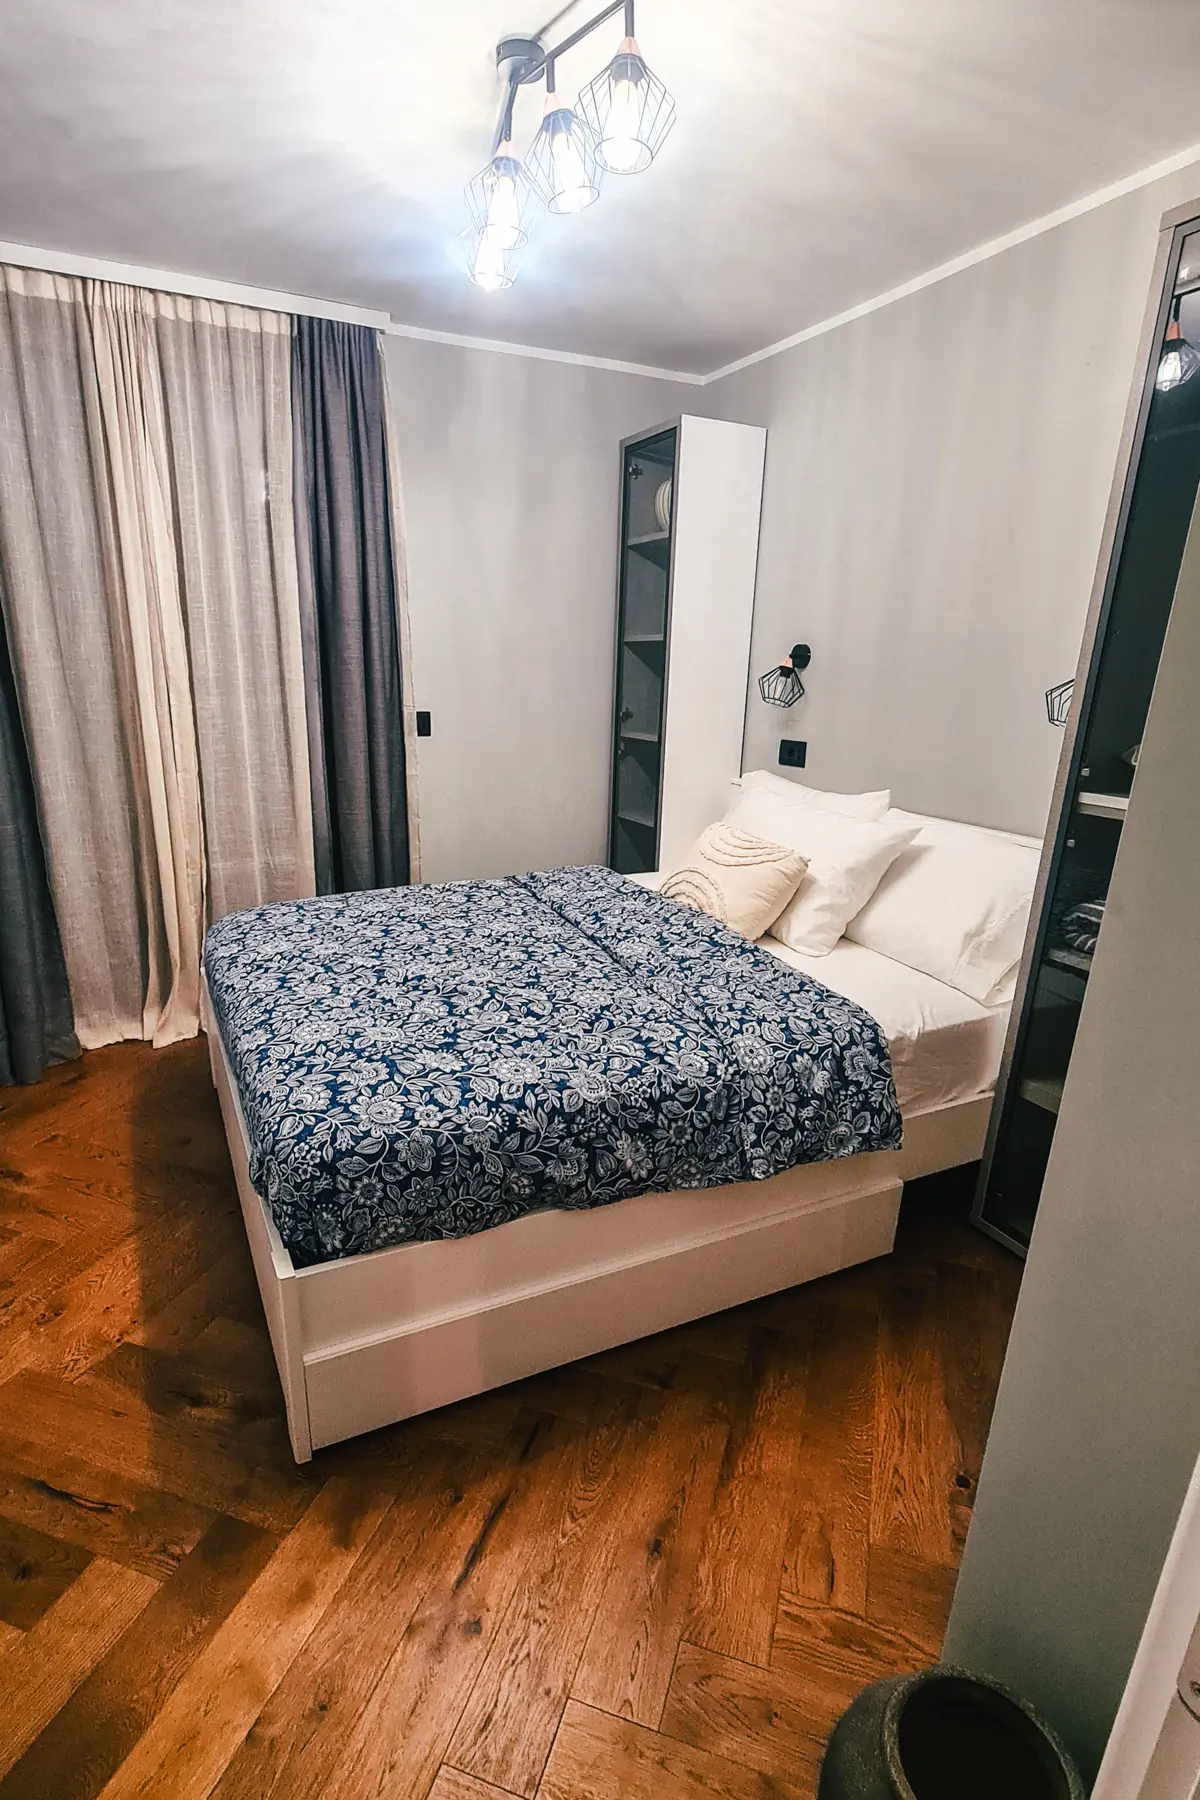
(608, 414, 766, 876)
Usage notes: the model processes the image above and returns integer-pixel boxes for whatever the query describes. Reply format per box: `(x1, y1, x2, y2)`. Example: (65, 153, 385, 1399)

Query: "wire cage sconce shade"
(577, 41, 676, 173)
(525, 102, 603, 214)
(759, 645, 812, 708)
(1045, 679, 1073, 727)
(465, 150, 542, 251)
(1157, 298, 1200, 393)
(458, 223, 526, 292)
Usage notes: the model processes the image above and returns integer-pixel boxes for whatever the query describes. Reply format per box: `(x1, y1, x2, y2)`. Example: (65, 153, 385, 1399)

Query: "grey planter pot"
(818, 1666, 1086, 1800)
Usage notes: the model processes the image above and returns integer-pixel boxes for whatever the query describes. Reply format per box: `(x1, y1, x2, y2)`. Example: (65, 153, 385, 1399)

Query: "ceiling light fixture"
(1156, 298, 1200, 393)
(461, 0, 675, 291)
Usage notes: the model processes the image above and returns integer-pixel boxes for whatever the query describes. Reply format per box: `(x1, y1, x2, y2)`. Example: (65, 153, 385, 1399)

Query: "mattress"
(626, 871, 1008, 1115)
(759, 938, 1008, 1115)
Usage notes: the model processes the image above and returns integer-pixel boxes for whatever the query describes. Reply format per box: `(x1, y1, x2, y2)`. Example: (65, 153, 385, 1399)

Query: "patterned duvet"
(203, 864, 901, 1268)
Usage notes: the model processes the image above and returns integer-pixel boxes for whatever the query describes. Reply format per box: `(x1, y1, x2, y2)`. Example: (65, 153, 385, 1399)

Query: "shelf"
(624, 632, 665, 645)
(626, 531, 671, 569)
(1019, 1075, 1064, 1116)
(1045, 946, 1093, 978)
(1076, 791, 1129, 820)
(616, 808, 657, 831)
(620, 729, 660, 743)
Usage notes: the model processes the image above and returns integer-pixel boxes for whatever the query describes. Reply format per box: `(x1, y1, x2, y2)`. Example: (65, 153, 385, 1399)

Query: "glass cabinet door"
(609, 427, 677, 874)
(975, 228, 1200, 1252)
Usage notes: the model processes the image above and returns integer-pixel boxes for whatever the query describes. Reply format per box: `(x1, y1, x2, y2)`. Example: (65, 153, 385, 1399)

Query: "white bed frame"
(201, 981, 990, 1463)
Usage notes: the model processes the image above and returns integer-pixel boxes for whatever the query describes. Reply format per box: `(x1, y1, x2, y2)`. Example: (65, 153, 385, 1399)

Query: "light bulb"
(471, 231, 509, 292)
(550, 119, 593, 212)
(484, 164, 521, 249)
(602, 68, 645, 172)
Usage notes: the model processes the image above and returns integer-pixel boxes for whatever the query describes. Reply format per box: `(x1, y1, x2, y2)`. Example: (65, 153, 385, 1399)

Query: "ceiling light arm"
(492, 77, 521, 153)
(536, 0, 630, 70)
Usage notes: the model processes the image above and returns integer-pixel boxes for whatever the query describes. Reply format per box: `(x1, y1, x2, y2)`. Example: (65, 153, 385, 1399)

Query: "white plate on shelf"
(654, 477, 672, 532)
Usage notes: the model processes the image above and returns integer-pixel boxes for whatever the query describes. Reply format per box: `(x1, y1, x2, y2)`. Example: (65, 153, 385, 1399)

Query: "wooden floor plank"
(869, 1267, 958, 1567)
(92, 1478, 393, 1800)
(0, 1513, 93, 1630)
(781, 1298, 878, 1615)
(206, 1436, 488, 1800)
(0, 1560, 160, 1778)
(0, 1366, 317, 1533)
(447, 1383, 651, 1796)
(659, 1640, 828, 1787)
(313, 1413, 586, 1800)
(865, 1544, 957, 1660)
(0, 1513, 277, 1800)
(538, 1699, 813, 1800)
(0, 1440, 215, 1578)
(429, 1772, 519, 1800)
(571, 1369, 731, 1727)
(683, 1322, 813, 1667)
(771, 1591, 929, 1730)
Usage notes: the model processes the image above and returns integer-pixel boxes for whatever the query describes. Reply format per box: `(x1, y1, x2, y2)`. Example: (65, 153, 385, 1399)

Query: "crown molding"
(703, 139, 1200, 383)
(382, 317, 705, 383)
(0, 238, 391, 328)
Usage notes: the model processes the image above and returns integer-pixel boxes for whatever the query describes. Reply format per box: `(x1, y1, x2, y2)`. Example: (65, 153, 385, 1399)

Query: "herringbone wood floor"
(0, 1039, 1020, 1800)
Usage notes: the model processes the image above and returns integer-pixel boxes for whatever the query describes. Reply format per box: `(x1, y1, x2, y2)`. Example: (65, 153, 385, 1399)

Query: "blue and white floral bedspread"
(203, 865, 901, 1268)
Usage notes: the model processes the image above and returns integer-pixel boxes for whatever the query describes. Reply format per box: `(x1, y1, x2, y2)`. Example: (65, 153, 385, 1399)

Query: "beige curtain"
(153, 294, 313, 919)
(0, 267, 314, 1049)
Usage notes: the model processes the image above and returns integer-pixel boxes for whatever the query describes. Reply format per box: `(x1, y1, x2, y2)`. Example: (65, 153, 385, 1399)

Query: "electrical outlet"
(416, 711, 432, 738)
(778, 739, 807, 768)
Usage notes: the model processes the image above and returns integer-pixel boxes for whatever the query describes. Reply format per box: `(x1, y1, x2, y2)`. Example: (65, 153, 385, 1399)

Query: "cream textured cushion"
(660, 823, 808, 940)
(725, 787, 918, 955)
(737, 769, 891, 821)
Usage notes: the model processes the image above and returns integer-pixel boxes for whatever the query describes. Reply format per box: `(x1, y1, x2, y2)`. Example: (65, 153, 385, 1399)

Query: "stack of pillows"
(659, 769, 1040, 1009)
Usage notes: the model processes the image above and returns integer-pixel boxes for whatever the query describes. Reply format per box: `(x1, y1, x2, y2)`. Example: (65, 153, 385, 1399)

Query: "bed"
(202, 859, 1014, 1462)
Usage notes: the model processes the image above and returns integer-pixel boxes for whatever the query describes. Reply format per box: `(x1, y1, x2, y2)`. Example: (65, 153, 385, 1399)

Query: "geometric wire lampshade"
(576, 40, 676, 174)
(758, 644, 811, 708)
(458, 222, 525, 292)
(1156, 329, 1200, 392)
(525, 100, 602, 213)
(464, 148, 541, 251)
(1045, 679, 1073, 727)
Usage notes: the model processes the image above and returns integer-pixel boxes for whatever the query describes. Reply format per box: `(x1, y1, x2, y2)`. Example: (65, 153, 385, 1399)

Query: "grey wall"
(704, 160, 1200, 837)
(384, 335, 694, 883)
(942, 476, 1200, 1780)
(389, 163, 1200, 879)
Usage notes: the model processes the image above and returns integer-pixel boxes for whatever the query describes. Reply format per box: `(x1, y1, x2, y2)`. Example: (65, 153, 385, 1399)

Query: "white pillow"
(738, 769, 890, 821)
(660, 822, 807, 940)
(846, 813, 1041, 1005)
(726, 787, 918, 955)
(887, 807, 1042, 850)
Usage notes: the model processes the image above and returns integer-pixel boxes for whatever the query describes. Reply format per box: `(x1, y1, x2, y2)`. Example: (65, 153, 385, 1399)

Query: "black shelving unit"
(608, 425, 678, 874)
(973, 213, 1200, 1254)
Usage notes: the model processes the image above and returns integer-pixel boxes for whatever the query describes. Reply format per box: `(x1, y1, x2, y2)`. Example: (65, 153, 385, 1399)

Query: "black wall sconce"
(1045, 679, 1073, 727)
(759, 644, 811, 708)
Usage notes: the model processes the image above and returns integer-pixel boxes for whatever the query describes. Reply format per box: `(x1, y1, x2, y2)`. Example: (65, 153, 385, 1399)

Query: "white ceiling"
(3, 0, 1200, 374)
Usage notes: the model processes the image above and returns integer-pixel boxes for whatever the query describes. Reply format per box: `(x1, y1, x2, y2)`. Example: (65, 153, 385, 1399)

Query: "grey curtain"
(0, 596, 79, 1084)
(292, 318, 409, 893)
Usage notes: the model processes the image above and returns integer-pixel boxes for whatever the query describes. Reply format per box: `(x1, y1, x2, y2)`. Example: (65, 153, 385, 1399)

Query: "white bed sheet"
(759, 937, 1008, 1115)
(626, 871, 1008, 1115)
